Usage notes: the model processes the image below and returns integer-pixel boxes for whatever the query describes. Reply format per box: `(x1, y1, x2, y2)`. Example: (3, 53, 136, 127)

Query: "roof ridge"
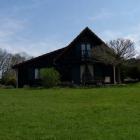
(13, 47, 67, 68)
(55, 27, 107, 61)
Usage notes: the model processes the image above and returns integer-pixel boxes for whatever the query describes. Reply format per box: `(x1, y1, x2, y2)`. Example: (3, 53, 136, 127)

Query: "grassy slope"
(0, 85, 140, 140)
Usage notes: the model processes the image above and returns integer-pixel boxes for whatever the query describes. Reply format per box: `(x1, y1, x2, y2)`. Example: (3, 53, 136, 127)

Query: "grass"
(0, 84, 140, 140)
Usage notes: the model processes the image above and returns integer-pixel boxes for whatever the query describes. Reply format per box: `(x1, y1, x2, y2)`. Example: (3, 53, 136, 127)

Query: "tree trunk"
(113, 65, 116, 84)
(117, 66, 121, 84)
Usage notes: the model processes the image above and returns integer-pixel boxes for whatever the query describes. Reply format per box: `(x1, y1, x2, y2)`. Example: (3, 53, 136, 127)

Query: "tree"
(40, 68, 60, 88)
(0, 48, 31, 86)
(0, 48, 31, 77)
(1, 53, 26, 79)
(92, 38, 135, 84)
(122, 58, 140, 81)
(0, 49, 10, 75)
(1, 53, 26, 85)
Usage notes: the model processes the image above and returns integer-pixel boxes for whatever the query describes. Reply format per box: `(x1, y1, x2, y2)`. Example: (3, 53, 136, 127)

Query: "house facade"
(13, 27, 115, 87)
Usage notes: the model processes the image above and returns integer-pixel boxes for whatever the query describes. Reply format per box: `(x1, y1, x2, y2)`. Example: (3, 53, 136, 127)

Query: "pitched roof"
(13, 47, 66, 68)
(13, 27, 107, 68)
(55, 27, 107, 61)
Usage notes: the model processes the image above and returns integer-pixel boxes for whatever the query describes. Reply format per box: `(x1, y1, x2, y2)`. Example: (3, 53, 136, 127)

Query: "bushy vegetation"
(1, 70, 16, 87)
(40, 68, 60, 88)
(121, 58, 140, 82)
(92, 38, 136, 84)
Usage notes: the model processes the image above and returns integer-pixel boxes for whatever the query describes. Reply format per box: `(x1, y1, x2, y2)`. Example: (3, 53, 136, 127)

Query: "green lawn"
(0, 84, 140, 140)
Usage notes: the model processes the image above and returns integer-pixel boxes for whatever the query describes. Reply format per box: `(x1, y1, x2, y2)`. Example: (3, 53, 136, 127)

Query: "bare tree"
(0, 49, 12, 76)
(0, 48, 31, 79)
(92, 38, 135, 84)
(3, 53, 26, 78)
(108, 39, 135, 60)
(136, 55, 140, 59)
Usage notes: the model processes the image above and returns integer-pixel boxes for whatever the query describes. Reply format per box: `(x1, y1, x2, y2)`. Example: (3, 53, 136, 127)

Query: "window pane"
(81, 44, 86, 50)
(87, 44, 91, 50)
(35, 69, 39, 79)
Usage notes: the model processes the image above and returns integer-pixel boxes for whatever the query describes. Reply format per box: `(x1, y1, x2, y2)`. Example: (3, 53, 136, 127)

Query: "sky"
(0, 0, 140, 56)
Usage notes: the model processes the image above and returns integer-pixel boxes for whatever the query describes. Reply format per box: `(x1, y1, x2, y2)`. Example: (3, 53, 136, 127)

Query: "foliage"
(40, 68, 60, 88)
(121, 58, 140, 81)
(92, 39, 135, 65)
(1, 70, 17, 87)
(92, 38, 135, 83)
(0, 85, 140, 139)
(5, 78, 16, 87)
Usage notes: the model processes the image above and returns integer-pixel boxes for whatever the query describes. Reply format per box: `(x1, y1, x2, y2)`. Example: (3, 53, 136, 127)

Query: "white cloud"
(0, 17, 65, 56)
(0, 18, 26, 38)
(12, 0, 48, 12)
(0, 37, 65, 57)
(120, 24, 140, 54)
(120, 9, 139, 17)
(100, 24, 140, 55)
(89, 9, 114, 21)
(11, 39, 64, 56)
(0, 18, 27, 53)
(100, 30, 123, 41)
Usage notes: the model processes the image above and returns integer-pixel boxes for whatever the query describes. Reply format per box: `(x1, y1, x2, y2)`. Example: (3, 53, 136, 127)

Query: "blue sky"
(0, 0, 140, 56)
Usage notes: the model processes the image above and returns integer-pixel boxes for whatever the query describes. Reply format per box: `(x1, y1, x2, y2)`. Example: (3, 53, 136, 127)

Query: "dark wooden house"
(13, 27, 115, 87)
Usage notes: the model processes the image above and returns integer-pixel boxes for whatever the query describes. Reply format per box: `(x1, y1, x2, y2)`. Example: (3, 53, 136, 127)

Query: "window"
(35, 68, 40, 79)
(104, 76, 111, 83)
(81, 43, 91, 57)
(81, 44, 86, 50)
(87, 44, 91, 51)
(81, 44, 86, 56)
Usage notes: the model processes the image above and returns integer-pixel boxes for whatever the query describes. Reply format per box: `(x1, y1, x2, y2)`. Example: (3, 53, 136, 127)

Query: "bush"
(40, 68, 60, 88)
(1, 72, 16, 88)
(5, 78, 16, 87)
(0, 69, 17, 87)
(121, 64, 140, 82)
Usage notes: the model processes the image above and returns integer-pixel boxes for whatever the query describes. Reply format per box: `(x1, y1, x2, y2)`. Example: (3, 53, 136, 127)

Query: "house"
(13, 27, 115, 88)
(0, 70, 2, 80)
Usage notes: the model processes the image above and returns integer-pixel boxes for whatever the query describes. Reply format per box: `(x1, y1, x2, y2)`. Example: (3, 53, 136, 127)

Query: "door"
(80, 64, 94, 83)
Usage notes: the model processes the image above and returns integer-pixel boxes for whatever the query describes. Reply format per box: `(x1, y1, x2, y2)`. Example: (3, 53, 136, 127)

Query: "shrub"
(1, 71, 16, 87)
(5, 78, 16, 87)
(40, 68, 60, 88)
